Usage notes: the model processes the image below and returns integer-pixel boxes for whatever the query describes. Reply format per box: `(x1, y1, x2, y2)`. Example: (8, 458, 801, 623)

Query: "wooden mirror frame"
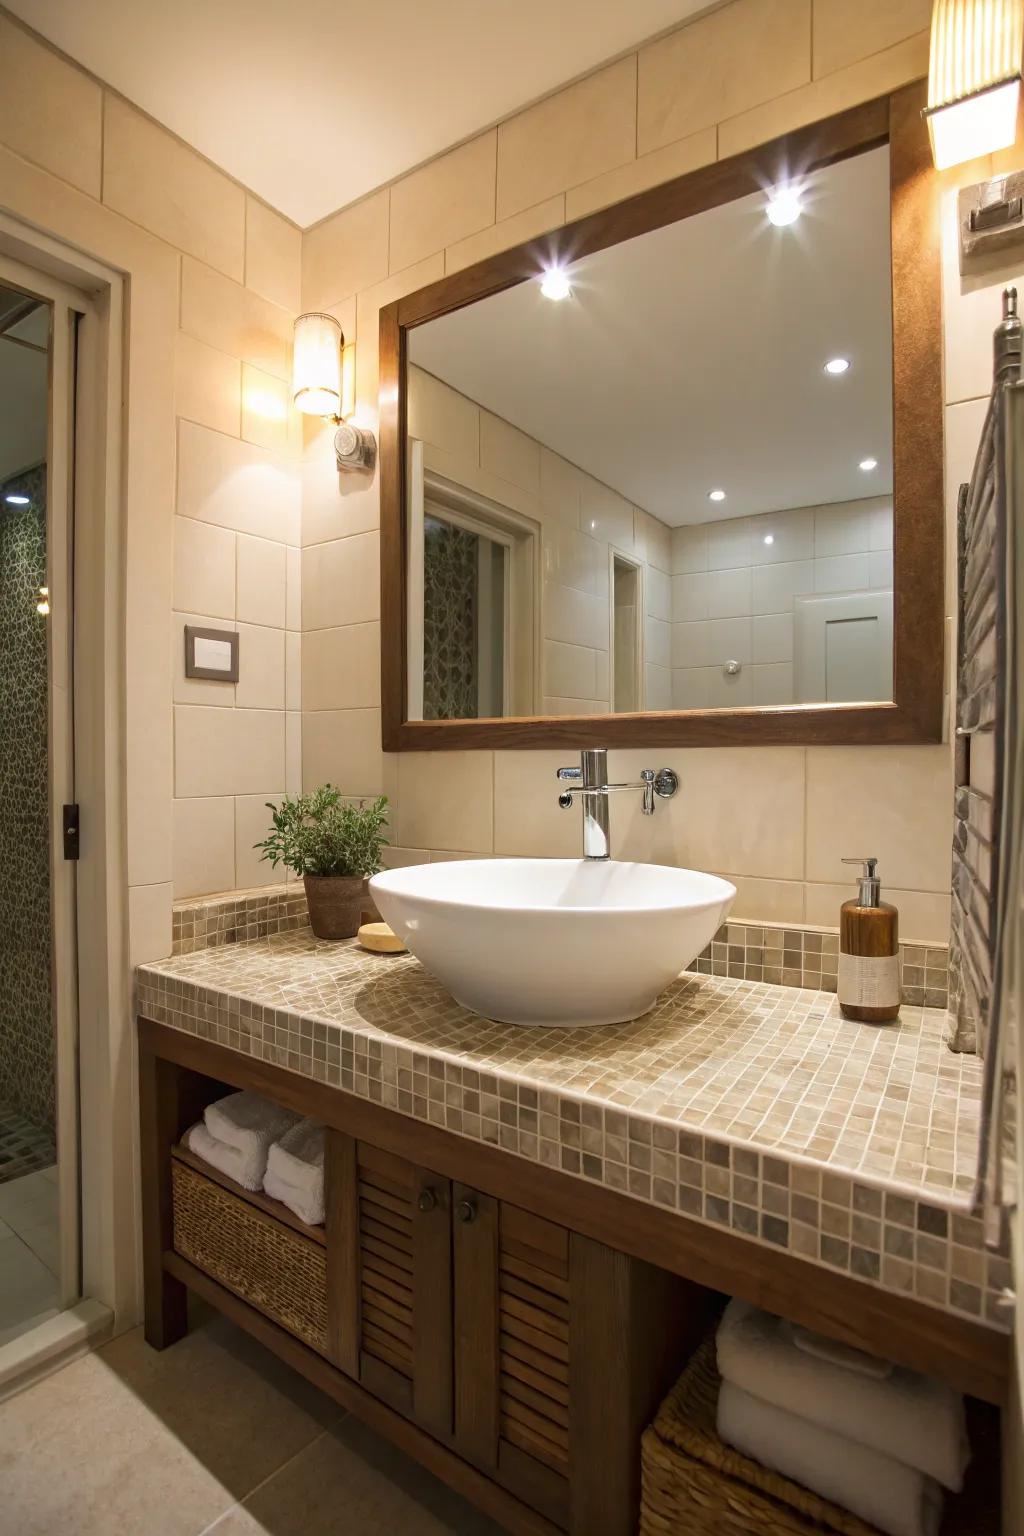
(379, 82, 942, 752)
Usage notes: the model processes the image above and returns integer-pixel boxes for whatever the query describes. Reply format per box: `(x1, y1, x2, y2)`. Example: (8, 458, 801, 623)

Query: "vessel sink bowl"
(369, 859, 735, 1028)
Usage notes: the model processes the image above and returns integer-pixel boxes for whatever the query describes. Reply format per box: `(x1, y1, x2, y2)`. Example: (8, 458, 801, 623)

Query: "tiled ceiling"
(8, 0, 714, 227)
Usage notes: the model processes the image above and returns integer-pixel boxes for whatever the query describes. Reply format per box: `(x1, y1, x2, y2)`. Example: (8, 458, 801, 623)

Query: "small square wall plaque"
(184, 624, 239, 682)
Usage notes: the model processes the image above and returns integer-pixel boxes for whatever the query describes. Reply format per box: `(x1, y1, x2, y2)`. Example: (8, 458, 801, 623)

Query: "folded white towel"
(203, 1092, 299, 1187)
(718, 1381, 944, 1536)
(716, 1299, 968, 1491)
(264, 1164, 325, 1227)
(266, 1117, 325, 1195)
(185, 1121, 265, 1192)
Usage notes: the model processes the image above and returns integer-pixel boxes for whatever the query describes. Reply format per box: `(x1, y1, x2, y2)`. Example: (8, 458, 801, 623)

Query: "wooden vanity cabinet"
(323, 1131, 695, 1535)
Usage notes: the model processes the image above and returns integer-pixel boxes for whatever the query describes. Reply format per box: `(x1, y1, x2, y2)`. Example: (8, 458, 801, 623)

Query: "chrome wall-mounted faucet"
(556, 748, 678, 861)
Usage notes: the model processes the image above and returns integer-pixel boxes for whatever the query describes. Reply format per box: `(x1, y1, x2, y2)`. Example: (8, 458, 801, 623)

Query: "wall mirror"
(379, 85, 943, 750)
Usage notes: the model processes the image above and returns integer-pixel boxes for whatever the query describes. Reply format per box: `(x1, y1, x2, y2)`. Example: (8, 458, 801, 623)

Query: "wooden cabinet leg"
(138, 1040, 219, 1350)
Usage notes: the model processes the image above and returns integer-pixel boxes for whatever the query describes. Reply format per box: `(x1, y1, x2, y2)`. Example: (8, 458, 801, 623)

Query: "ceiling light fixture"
(763, 534, 774, 545)
(708, 489, 726, 502)
(4, 493, 30, 506)
(859, 457, 878, 471)
(540, 268, 572, 301)
(292, 312, 374, 471)
(824, 356, 851, 375)
(924, 0, 1023, 169)
(765, 186, 803, 226)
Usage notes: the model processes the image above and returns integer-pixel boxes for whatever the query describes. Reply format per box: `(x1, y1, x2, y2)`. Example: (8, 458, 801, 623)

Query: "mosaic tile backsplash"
(138, 930, 1009, 1332)
(172, 885, 308, 955)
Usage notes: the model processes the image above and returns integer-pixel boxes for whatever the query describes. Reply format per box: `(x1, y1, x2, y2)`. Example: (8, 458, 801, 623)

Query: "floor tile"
(0, 1235, 59, 1343)
(202, 1415, 506, 1536)
(0, 1312, 340, 1536)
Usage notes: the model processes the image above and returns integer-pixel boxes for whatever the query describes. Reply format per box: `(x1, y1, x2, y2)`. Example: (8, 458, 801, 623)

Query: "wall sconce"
(924, 0, 1023, 168)
(292, 311, 376, 472)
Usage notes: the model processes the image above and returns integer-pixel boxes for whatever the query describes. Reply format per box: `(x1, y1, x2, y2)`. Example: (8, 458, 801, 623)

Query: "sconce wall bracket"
(959, 170, 1024, 273)
(334, 421, 376, 473)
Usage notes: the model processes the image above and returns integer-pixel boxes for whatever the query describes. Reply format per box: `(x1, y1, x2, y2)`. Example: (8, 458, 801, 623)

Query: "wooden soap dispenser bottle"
(838, 857, 900, 1023)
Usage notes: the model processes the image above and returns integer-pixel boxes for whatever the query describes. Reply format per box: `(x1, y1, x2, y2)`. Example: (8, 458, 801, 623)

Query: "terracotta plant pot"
(303, 873, 369, 940)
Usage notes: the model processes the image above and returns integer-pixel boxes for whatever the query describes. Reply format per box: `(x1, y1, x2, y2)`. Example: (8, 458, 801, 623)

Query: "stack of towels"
(186, 1091, 327, 1226)
(715, 1299, 969, 1536)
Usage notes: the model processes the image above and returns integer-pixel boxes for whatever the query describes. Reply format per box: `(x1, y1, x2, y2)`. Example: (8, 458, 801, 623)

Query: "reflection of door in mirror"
(794, 588, 894, 703)
(612, 555, 643, 712)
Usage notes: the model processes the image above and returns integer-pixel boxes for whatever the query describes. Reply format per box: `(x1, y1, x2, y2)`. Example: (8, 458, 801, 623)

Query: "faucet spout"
(555, 751, 679, 859)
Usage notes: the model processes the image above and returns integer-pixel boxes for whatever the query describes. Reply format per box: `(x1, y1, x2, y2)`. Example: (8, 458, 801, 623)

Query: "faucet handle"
(556, 766, 582, 782)
(641, 768, 655, 815)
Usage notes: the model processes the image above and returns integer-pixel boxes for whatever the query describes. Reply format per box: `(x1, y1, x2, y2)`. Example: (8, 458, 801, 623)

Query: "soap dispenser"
(838, 858, 899, 1023)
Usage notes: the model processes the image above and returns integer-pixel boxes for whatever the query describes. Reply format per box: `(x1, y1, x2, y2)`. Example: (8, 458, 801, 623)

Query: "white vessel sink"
(369, 859, 735, 1028)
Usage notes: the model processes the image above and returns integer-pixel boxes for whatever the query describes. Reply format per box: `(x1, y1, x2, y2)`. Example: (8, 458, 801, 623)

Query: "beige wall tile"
(480, 411, 540, 494)
(653, 746, 806, 880)
(301, 452, 380, 548)
(805, 745, 952, 891)
(286, 547, 301, 629)
(422, 442, 541, 523)
(302, 189, 390, 311)
(175, 332, 241, 437)
(302, 533, 380, 630)
(0, 17, 102, 196)
(245, 197, 301, 312)
(175, 705, 285, 797)
(724, 874, 806, 924)
(944, 399, 987, 619)
(497, 58, 637, 221)
(177, 421, 300, 543)
(408, 367, 479, 461)
(812, 0, 932, 79)
(173, 517, 235, 620)
(446, 195, 566, 275)
(286, 710, 302, 793)
(638, 0, 811, 156)
(236, 534, 287, 628)
(286, 631, 301, 711)
(354, 253, 446, 411)
(718, 32, 930, 160)
(128, 882, 173, 966)
(235, 793, 285, 890)
(173, 796, 236, 897)
(181, 258, 292, 380)
(581, 480, 634, 552)
(241, 365, 291, 453)
(303, 623, 381, 712)
(566, 127, 717, 221)
(103, 96, 244, 280)
(302, 709, 393, 798)
(397, 752, 494, 853)
(390, 132, 496, 274)
(234, 624, 286, 710)
(804, 881, 951, 943)
(494, 751, 581, 857)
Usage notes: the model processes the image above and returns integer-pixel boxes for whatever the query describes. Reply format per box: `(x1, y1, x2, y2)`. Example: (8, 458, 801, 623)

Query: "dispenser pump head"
(842, 857, 880, 906)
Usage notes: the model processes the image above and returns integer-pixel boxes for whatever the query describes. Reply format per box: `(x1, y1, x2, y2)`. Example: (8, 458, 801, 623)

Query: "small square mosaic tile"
(137, 929, 1009, 1334)
(172, 885, 308, 955)
(688, 921, 948, 1009)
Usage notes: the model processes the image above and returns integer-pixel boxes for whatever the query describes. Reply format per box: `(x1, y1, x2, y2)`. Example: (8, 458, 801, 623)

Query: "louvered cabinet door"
(453, 1189, 571, 1529)
(325, 1131, 452, 1440)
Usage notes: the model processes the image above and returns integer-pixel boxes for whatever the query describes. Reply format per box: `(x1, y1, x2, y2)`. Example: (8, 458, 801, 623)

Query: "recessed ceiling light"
(824, 356, 851, 375)
(766, 187, 802, 227)
(4, 494, 30, 506)
(708, 489, 726, 502)
(763, 534, 774, 545)
(859, 457, 878, 471)
(540, 268, 571, 301)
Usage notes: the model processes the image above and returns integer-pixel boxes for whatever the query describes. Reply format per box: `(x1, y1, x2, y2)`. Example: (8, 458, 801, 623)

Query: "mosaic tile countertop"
(137, 930, 1011, 1331)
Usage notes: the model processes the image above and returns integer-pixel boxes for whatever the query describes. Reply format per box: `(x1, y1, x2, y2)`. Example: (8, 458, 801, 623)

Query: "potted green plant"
(255, 787, 390, 940)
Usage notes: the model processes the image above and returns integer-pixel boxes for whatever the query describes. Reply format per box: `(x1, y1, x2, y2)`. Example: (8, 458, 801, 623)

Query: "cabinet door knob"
(417, 1189, 437, 1213)
(455, 1199, 476, 1223)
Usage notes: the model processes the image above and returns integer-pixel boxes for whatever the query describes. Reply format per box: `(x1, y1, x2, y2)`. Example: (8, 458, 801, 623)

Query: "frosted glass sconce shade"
(925, 0, 1023, 167)
(292, 311, 343, 417)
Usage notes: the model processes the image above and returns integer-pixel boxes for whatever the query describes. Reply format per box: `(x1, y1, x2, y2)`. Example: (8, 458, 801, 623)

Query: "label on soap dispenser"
(837, 951, 900, 1008)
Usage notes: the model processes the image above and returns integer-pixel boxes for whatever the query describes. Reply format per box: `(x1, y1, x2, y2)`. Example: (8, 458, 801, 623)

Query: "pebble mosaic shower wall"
(0, 462, 53, 1133)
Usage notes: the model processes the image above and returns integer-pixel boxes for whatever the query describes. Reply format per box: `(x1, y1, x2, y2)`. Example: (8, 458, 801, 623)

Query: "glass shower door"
(0, 270, 78, 1347)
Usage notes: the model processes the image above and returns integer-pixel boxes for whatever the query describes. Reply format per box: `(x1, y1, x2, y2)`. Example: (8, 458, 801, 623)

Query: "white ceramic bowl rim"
(370, 858, 736, 918)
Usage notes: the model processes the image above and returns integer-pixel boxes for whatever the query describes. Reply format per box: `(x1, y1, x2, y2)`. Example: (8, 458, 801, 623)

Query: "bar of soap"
(357, 921, 406, 955)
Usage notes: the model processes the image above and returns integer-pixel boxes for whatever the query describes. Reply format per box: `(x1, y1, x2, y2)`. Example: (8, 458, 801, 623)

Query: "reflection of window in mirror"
(405, 141, 894, 720)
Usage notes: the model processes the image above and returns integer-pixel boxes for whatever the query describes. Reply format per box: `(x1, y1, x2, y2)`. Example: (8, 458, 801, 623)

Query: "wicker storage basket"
(171, 1157, 329, 1354)
(640, 1336, 883, 1536)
